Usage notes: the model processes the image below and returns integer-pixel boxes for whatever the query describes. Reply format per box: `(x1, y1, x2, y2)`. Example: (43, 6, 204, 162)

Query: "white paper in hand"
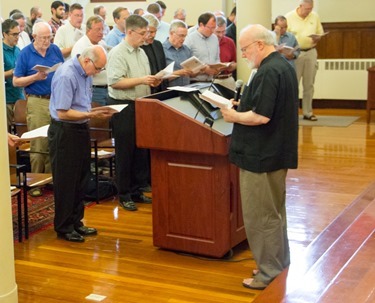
(199, 91, 232, 109)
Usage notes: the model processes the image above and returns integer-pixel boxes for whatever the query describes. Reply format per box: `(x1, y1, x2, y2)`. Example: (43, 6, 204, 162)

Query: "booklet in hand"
(199, 90, 232, 109)
(32, 62, 62, 74)
(180, 56, 205, 73)
(155, 62, 179, 80)
(19, 124, 50, 140)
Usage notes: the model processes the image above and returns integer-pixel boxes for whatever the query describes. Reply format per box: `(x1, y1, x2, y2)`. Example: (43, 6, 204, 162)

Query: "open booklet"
(207, 62, 232, 70)
(308, 32, 329, 39)
(155, 62, 179, 80)
(32, 62, 62, 74)
(19, 124, 50, 140)
(180, 56, 205, 73)
(276, 44, 299, 55)
(199, 90, 232, 109)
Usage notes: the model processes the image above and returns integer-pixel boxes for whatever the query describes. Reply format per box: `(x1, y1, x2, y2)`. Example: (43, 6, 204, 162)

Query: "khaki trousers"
(239, 168, 290, 284)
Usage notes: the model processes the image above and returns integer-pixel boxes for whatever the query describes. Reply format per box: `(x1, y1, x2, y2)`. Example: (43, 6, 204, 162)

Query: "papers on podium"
(180, 56, 205, 73)
(199, 90, 232, 109)
(19, 124, 49, 140)
(167, 86, 199, 92)
(155, 62, 179, 80)
(32, 62, 62, 74)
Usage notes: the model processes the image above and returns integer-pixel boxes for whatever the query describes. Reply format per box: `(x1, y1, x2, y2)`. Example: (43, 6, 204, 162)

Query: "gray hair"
(81, 45, 106, 62)
(216, 15, 227, 27)
(32, 21, 52, 35)
(174, 8, 186, 18)
(142, 13, 159, 29)
(169, 20, 187, 32)
(300, 0, 313, 4)
(86, 15, 104, 31)
(10, 13, 26, 22)
(240, 24, 275, 46)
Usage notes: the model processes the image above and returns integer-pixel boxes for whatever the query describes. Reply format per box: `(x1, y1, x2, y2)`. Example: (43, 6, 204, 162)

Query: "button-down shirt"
(105, 25, 125, 47)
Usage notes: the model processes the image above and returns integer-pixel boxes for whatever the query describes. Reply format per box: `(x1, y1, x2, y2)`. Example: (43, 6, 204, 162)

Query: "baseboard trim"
(308, 99, 366, 109)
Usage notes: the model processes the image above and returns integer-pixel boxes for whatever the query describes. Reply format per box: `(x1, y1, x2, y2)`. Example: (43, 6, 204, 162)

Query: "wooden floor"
(13, 108, 375, 303)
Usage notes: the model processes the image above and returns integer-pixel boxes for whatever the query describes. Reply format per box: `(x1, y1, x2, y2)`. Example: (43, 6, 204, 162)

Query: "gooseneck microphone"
(233, 79, 244, 101)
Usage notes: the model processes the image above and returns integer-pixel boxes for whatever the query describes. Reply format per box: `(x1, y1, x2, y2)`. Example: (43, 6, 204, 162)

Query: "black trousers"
(108, 97, 149, 201)
(48, 120, 90, 234)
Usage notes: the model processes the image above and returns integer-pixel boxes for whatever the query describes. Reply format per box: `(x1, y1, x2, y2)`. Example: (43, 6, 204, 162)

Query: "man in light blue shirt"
(105, 7, 130, 47)
(274, 15, 300, 69)
(163, 20, 193, 86)
(184, 12, 221, 82)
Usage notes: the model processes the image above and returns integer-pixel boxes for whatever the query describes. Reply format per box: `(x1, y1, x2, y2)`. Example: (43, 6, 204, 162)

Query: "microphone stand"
(193, 71, 222, 120)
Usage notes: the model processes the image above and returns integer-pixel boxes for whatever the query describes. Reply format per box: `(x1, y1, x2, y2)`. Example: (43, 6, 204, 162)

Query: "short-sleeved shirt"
(107, 40, 151, 101)
(285, 8, 324, 49)
(278, 31, 300, 68)
(229, 52, 299, 173)
(184, 30, 220, 81)
(3, 43, 25, 103)
(163, 38, 192, 86)
(105, 25, 125, 47)
(49, 55, 92, 123)
(14, 43, 64, 95)
(54, 21, 86, 60)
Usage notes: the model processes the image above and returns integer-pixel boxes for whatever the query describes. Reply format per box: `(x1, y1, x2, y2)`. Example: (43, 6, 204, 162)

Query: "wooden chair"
(12, 99, 28, 137)
(9, 145, 53, 241)
(11, 180, 23, 242)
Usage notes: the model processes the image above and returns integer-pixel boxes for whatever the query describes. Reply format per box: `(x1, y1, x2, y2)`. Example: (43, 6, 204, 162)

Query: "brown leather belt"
(28, 94, 51, 99)
(216, 73, 232, 79)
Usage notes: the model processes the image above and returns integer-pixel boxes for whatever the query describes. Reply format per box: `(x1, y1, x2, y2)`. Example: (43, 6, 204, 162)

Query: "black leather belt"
(28, 94, 50, 99)
(92, 85, 108, 88)
(300, 47, 315, 52)
(217, 73, 232, 79)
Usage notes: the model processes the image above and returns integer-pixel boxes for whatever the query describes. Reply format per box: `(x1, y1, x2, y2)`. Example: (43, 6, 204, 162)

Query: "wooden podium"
(136, 89, 246, 257)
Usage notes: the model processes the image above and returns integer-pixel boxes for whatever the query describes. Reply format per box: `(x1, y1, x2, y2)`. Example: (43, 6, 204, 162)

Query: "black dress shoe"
(57, 230, 85, 242)
(131, 194, 152, 204)
(119, 200, 138, 211)
(75, 226, 98, 236)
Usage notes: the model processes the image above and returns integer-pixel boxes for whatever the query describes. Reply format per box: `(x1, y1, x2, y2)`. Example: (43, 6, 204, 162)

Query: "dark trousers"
(48, 120, 91, 234)
(108, 97, 149, 201)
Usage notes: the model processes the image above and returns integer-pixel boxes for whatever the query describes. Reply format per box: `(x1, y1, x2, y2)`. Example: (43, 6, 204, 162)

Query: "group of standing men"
(3, 0, 325, 292)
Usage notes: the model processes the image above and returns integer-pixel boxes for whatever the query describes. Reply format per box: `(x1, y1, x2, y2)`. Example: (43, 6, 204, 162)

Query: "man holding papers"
(13, 21, 64, 174)
(221, 24, 298, 290)
(48, 45, 111, 242)
(286, 0, 325, 121)
(107, 15, 158, 212)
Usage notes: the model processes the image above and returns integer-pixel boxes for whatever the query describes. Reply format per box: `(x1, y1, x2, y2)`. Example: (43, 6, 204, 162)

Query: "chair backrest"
(13, 100, 28, 136)
(89, 102, 112, 143)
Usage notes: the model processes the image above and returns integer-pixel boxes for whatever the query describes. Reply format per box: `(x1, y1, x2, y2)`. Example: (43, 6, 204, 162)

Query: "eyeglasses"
(8, 32, 21, 37)
(173, 32, 187, 39)
(89, 59, 106, 72)
(131, 29, 148, 36)
(240, 40, 259, 53)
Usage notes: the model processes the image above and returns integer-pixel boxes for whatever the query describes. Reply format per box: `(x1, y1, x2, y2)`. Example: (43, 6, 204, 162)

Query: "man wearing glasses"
(49, 45, 112, 242)
(184, 12, 221, 82)
(221, 24, 298, 290)
(2, 19, 25, 130)
(13, 21, 64, 174)
(107, 14, 160, 212)
(71, 16, 109, 105)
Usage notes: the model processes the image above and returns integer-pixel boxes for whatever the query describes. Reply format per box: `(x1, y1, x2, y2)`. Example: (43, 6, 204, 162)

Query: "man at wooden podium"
(106, 15, 160, 211)
(221, 24, 299, 290)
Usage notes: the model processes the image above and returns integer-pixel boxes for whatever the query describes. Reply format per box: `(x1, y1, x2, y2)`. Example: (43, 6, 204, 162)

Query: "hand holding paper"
(199, 90, 232, 109)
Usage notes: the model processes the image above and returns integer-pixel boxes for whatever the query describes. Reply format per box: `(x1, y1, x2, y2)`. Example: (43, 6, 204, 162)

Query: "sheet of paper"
(103, 104, 128, 112)
(308, 32, 329, 39)
(91, 150, 114, 156)
(19, 124, 49, 140)
(167, 86, 200, 92)
(199, 91, 232, 109)
(155, 62, 176, 79)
